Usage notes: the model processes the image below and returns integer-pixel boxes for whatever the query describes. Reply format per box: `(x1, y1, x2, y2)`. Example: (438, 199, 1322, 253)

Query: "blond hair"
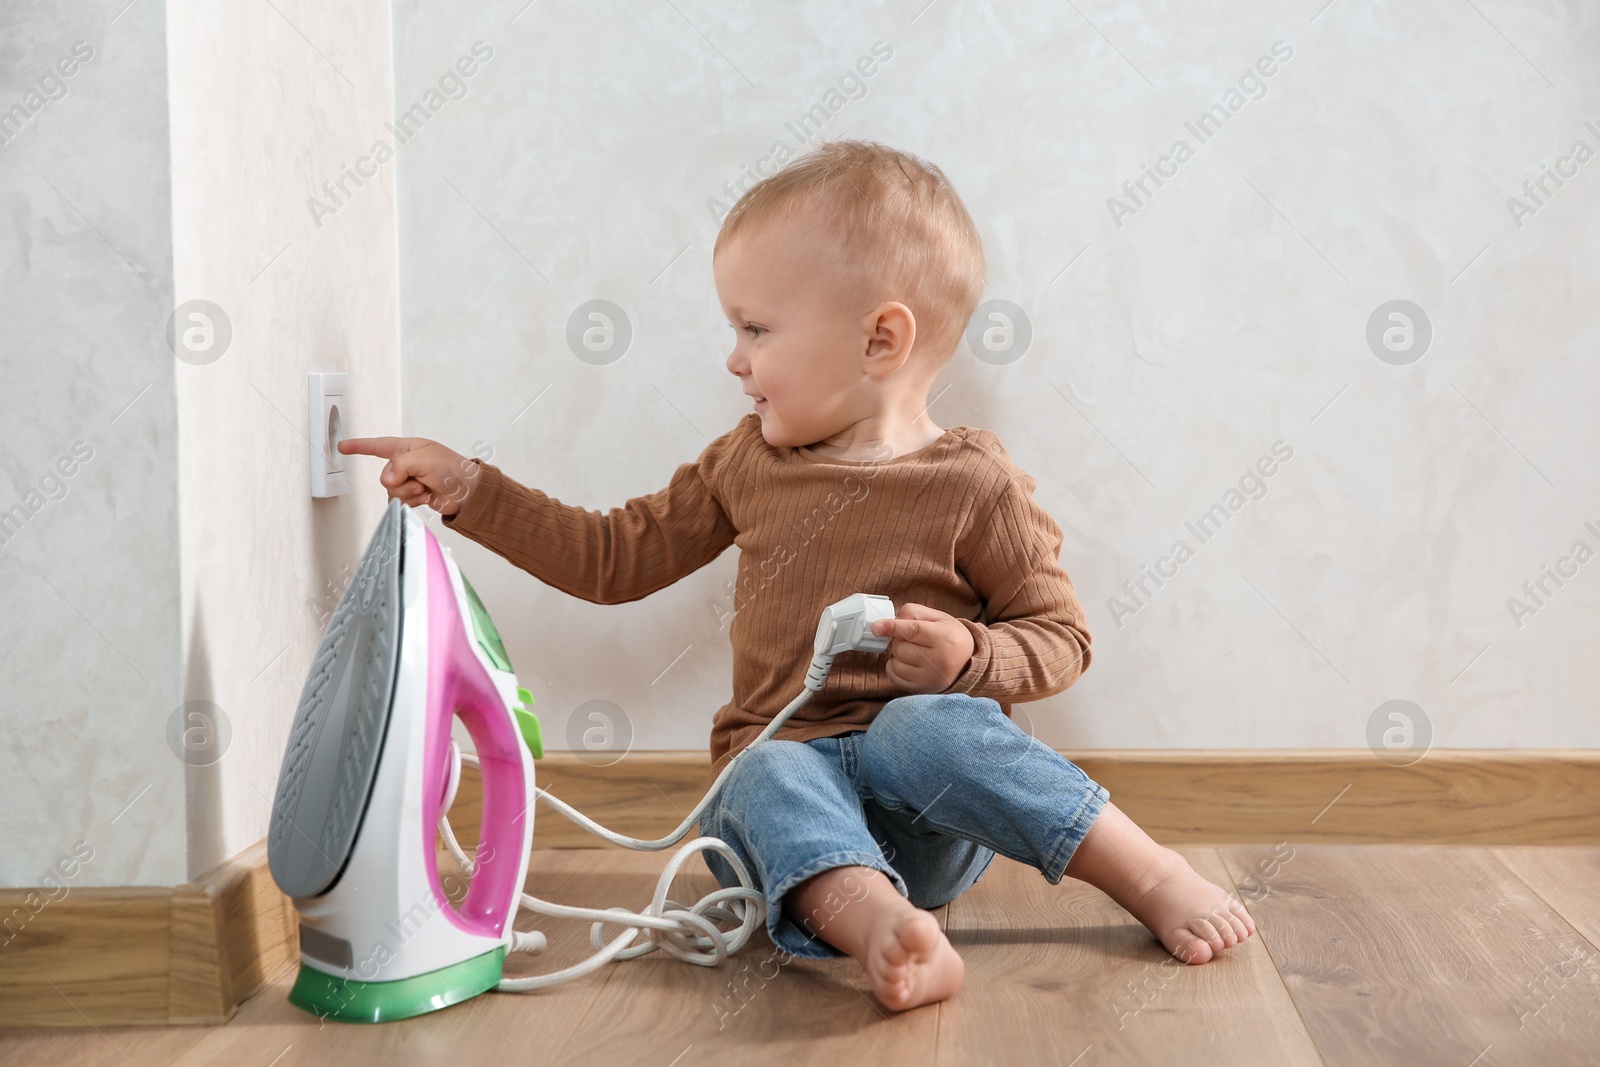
(714, 140, 986, 364)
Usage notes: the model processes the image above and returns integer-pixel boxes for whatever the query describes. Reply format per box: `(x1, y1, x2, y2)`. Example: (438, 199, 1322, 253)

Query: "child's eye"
(743, 324, 766, 338)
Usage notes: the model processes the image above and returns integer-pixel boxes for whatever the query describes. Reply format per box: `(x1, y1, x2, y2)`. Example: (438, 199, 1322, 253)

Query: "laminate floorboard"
(5, 846, 1598, 1065)
(939, 848, 1319, 1066)
(1220, 844, 1600, 1066)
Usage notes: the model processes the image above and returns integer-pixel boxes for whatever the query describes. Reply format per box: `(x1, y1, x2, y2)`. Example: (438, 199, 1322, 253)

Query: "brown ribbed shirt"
(442, 413, 1092, 776)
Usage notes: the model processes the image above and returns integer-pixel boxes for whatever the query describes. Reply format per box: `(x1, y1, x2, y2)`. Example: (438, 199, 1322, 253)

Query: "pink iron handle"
(420, 529, 527, 937)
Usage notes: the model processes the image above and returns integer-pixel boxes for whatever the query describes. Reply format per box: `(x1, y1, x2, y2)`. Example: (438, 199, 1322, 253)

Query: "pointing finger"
(338, 436, 431, 460)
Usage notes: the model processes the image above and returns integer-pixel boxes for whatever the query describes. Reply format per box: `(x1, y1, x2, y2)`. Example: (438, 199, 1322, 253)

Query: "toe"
(1192, 918, 1227, 952)
(1211, 910, 1241, 947)
(880, 932, 910, 969)
(1171, 933, 1213, 965)
(892, 913, 941, 965)
(904, 913, 941, 951)
(879, 981, 912, 1011)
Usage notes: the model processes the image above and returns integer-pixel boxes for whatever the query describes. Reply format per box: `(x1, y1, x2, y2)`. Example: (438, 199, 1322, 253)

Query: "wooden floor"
(5, 845, 1599, 1066)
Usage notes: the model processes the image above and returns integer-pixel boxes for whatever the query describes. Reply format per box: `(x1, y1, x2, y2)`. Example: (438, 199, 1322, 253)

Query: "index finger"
(337, 436, 431, 460)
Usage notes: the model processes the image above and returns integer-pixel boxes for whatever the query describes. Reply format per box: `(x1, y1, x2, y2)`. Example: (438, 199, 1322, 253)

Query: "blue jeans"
(698, 692, 1111, 959)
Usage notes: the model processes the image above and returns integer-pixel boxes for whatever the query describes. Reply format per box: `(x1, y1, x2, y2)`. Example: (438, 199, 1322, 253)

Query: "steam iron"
(268, 498, 544, 1023)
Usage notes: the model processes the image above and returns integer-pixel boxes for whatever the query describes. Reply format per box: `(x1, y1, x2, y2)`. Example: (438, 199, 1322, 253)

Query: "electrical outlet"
(308, 372, 352, 498)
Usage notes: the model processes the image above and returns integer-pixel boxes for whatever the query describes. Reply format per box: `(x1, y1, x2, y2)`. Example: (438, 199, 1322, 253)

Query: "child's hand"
(871, 603, 976, 694)
(337, 436, 481, 516)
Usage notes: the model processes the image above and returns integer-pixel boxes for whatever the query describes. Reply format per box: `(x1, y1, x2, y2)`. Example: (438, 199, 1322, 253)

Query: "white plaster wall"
(4, 0, 1590, 889)
(167, 0, 403, 880)
(394, 0, 1600, 756)
(0, 0, 186, 888)
(2, 0, 403, 889)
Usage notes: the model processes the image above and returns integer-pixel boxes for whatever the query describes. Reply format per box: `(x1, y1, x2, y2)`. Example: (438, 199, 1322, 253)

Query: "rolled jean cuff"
(765, 850, 908, 960)
(1040, 782, 1111, 884)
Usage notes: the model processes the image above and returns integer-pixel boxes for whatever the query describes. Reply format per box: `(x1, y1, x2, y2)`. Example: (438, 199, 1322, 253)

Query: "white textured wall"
(168, 0, 402, 880)
(394, 0, 1600, 757)
(0, 1, 186, 887)
(0, 0, 404, 889)
(7, 1, 1593, 892)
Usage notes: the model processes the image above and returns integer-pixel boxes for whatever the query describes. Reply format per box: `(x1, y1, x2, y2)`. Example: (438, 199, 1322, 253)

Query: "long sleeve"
(941, 470, 1092, 700)
(440, 441, 738, 606)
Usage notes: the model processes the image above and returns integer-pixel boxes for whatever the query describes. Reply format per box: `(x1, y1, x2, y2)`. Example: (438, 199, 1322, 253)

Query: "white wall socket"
(308, 372, 353, 498)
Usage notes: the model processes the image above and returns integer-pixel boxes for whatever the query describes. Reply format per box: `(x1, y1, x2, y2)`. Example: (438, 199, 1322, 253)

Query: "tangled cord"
(435, 653, 834, 992)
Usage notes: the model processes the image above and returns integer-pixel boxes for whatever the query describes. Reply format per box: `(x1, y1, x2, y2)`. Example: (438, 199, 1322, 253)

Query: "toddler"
(340, 140, 1254, 1012)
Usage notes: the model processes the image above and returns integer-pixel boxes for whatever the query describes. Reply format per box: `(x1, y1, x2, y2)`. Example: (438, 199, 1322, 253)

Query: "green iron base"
(287, 946, 506, 1023)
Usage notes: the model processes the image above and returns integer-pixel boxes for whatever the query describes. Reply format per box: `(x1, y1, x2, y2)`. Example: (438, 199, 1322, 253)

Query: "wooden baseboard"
(448, 748, 1600, 850)
(3, 750, 1595, 1027)
(0, 841, 298, 1028)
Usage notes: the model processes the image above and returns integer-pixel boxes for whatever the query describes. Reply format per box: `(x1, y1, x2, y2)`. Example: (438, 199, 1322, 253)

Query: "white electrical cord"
(436, 593, 896, 993)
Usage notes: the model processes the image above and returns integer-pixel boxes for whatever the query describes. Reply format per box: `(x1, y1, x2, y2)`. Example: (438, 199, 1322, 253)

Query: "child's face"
(714, 214, 879, 449)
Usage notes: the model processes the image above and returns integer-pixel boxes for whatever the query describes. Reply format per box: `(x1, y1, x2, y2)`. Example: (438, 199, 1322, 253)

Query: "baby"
(340, 140, 1254, 1012)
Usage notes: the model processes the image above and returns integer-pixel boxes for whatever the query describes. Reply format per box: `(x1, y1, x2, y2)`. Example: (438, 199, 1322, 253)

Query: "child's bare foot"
(1063, 801, 1257, 965)
(864, 909, 965, 1010)
(786, 865, 965, 1010)
(1122, 848, 1257, 964)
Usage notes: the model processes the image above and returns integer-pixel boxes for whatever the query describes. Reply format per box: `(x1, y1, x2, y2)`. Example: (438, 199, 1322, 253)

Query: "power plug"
(813, 593, 896, 656)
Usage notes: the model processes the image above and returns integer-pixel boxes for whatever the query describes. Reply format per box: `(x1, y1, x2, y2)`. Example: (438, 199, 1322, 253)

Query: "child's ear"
(863, 301, 916, 375)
